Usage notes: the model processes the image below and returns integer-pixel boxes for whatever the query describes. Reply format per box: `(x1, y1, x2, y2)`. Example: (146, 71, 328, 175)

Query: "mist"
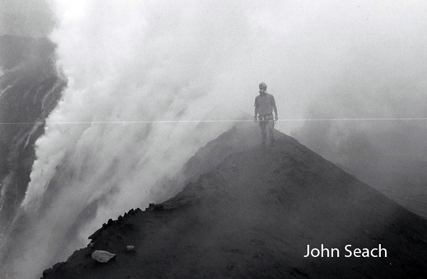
(291, 1, 427, 194)
(2, 0, 427, 278)
(0, 0, 54, 37)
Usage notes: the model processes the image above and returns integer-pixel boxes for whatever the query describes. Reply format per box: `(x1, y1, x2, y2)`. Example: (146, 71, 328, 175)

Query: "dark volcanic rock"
(41, 126, 427, 279)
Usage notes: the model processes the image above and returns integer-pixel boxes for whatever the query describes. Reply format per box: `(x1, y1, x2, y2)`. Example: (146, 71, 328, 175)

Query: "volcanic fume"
(42, 124, 427, 278)
(3, 2, 256, 278)
(3, 1, 427, 278)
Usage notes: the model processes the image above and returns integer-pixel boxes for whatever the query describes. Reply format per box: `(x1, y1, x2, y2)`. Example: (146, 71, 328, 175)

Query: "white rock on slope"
(91, 250, 116, 263)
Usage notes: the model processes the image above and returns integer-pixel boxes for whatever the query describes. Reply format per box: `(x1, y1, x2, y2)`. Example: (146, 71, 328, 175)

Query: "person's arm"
(272, 95, 278, 120)
(273, 104, 278, 120)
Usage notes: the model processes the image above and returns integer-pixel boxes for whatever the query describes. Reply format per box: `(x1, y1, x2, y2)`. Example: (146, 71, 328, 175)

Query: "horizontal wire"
(1, 117, 427, 125)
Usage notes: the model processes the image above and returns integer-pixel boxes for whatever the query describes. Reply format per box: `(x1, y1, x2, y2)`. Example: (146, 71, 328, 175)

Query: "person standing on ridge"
(254, 82, 278, 147)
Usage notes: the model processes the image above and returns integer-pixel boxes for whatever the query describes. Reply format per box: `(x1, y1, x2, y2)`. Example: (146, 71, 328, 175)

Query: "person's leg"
(259, 120, 267, 146)
(267, 118, 275, 145)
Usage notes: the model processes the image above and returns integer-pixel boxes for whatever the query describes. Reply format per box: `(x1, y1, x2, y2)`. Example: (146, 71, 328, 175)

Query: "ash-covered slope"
(42, 126, 427, 279)
(339, 158, 427, 219)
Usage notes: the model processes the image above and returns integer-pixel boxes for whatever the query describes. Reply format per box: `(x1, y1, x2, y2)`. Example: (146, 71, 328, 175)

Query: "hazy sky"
(0, 0, 54, 37)
(3, 0, 427, 124)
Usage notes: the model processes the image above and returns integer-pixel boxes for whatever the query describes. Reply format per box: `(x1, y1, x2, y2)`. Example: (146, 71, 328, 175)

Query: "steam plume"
(12, 1, 261, 277)
(3, 1, 427, 278)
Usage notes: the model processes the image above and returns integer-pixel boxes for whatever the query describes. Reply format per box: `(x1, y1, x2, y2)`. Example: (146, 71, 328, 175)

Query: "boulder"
(91, 250, 116, 263)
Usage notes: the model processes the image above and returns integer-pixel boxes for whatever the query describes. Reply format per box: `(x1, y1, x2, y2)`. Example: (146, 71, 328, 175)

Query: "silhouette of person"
(254, 82, 278, 146)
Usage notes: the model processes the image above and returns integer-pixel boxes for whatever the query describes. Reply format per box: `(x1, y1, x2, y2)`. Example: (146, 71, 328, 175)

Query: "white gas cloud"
(4, 1, 427, 278)
(13, 1, 259, 278)
(0, 0, 54, 37)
